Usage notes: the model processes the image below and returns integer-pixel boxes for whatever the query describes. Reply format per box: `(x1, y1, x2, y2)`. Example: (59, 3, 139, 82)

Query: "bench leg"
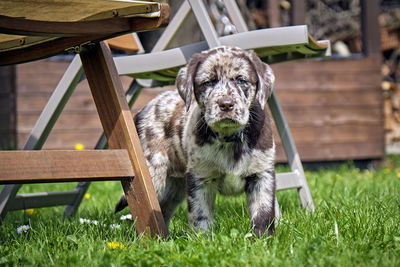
(64, 79, 144, 217)
(80, 42, 167, 237)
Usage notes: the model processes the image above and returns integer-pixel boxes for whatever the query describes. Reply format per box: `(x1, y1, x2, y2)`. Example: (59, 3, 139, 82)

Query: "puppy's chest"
(189, 143, 250, 195)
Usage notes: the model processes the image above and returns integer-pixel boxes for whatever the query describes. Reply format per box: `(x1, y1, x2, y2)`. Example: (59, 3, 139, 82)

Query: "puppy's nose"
(218, 98, 234, 112)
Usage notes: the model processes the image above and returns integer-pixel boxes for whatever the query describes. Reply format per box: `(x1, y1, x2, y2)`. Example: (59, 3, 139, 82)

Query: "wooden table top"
(0, 0, 169, 65)
(0, 0, 161, 22)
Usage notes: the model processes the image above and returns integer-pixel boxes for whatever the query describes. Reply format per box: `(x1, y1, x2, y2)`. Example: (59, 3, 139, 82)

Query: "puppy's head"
(177, 46, 274, 136)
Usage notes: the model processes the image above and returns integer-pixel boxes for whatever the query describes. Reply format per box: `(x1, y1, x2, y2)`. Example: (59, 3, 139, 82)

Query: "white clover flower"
(17, 225, 30, 234)
(79, 218, 91, 224)
(79, 218, 121, 229)
(120, 214, 132, 221)
(244, 232, 253, 239)
(79, 218, 99, 225)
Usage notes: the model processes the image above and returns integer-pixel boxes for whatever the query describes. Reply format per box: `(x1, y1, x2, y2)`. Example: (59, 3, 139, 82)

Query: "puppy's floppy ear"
(176, 53, 205, 111)
(247, 50, 275, 110)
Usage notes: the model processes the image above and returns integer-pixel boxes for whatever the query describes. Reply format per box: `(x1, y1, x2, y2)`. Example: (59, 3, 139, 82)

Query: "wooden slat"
(0, 15, 133, 37)
(16, 60, 134, 94)
(275, 72, 381, 91)
(16, 61, 70, 93)
(0, 150, 134, 184)
(276, 90, 382, 107)
(0, 35, 105, 66)
(273, 123, 383, 144)
(17, 92, 96, 112)
(18, 111, 102, 131)
(0, 0, 160, 24)
(276, 141, 384, 162)
(80, 42, 167, 237)
(272, 56, 381, 73)
(278, 106, 382, 125)
(17, 131, 101, 150)
(106, 34, 139, 52)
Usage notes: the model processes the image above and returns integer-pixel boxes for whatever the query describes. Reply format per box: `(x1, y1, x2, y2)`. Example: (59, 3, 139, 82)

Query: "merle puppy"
(115, 46, 276, 236)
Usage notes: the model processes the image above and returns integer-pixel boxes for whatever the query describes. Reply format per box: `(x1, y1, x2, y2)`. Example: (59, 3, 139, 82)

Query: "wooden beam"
(361, 0, 381, 56)
(0, 150, 134, 184)
(80, 41, 167, 237)
(0, 15, 132, 37)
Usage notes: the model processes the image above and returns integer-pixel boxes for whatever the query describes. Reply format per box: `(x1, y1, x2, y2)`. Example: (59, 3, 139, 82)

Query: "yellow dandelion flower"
(25, 209, 35, 215)
(384, 168, 391, 174)
(397, 171, 400, 179)
(84, 193, 91, 199)
(74, 143, 84, 150)
(107, 241, 125, 250)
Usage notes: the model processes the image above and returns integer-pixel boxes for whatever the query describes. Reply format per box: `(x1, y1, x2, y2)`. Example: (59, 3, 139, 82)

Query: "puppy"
(115, 46, 276, 236)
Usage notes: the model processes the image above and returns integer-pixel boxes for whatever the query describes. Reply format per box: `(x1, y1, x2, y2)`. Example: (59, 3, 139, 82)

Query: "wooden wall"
(16, 60, 165, 150)
(272, 56, 384, 162)
(16, 56, 384, 162)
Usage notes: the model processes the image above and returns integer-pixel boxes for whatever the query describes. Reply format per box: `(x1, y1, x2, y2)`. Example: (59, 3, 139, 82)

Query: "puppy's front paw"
(252, 212, 275, 236)
(189, 214, 213, 232)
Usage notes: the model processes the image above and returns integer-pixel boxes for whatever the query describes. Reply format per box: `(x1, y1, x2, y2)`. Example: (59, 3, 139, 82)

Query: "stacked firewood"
(380, 8, 400, 146)
(383, 49, 400, 146)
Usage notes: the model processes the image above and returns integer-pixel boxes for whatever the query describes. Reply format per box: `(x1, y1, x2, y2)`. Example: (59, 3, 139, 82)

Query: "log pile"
(382, 49, 400, 147)
(380, 8, 400, 147)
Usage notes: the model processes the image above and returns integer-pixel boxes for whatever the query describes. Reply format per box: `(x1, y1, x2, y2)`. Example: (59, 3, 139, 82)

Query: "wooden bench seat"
(0, 150, 134, 184)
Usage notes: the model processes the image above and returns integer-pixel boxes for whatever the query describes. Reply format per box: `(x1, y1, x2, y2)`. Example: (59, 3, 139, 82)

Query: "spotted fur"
(115, 46, 276, 236)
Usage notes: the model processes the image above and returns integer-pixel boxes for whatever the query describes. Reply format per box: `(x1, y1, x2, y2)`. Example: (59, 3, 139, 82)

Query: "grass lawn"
(1, 156, 400, 266)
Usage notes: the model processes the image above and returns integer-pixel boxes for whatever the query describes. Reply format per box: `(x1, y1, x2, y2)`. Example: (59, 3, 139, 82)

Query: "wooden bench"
(0, 0, 169, 237)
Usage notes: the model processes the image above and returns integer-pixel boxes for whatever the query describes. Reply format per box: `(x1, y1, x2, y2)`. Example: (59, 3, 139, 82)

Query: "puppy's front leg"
(245, 170, 276, 236)
(186, 172, 217, 232)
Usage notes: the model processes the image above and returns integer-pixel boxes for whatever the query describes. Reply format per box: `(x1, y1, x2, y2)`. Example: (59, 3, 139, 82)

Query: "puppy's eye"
(236, 77, 247, 85)
(202, 80, 216, 87)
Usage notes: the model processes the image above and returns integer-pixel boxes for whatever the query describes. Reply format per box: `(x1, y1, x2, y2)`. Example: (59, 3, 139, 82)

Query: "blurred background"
(0, 0, 398, 168)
